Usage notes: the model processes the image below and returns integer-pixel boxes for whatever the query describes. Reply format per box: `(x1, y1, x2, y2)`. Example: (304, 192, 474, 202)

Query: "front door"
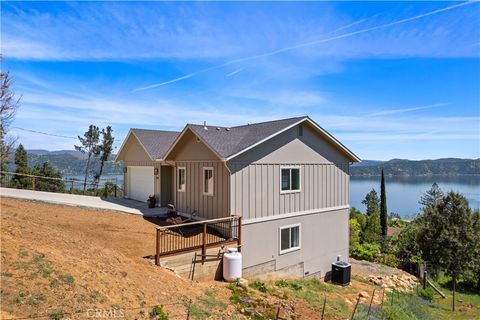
(160, 166, 173, 207)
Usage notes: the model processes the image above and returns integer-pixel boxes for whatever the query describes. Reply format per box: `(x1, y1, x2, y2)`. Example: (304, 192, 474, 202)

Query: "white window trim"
(177, 167, 186, 192)
(280, 166, 301, 194)
(279, 223, 301, 255)
(203, 167, 214, 196)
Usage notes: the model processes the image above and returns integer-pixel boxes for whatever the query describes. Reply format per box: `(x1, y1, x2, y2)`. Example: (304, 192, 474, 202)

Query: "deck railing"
(0, 170, 122, 197)
(155, 215, 242, 265)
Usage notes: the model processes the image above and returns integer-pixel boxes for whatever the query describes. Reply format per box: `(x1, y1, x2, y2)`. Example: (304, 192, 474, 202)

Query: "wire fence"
(0, 171, 123, 198)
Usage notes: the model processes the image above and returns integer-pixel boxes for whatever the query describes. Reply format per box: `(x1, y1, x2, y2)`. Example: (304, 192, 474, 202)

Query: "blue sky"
(2, 1, 479, 160)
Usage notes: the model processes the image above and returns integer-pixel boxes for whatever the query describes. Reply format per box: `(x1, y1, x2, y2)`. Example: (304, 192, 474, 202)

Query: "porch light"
(123, 167, 127, 173)
(154, 168, 159, 175)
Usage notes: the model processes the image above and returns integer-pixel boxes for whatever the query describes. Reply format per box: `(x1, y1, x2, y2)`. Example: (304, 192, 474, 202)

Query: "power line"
(11, 127, 77, 139)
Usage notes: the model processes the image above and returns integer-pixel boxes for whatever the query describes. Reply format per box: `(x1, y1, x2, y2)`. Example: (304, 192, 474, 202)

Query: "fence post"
(155, 228, 160, 266)
(114, 184, 117, 197)
(186, 299, 192, 320)
(350, 294, 361, 320)
(32, 177, 36, 191)
(367, 289, 375, 316)
(321, 295, 327, 320)
(423, 270, 427, 289)
(202, 223, 207, 263)
(70, 180, 74, 193)
(237, 216, 242, 252)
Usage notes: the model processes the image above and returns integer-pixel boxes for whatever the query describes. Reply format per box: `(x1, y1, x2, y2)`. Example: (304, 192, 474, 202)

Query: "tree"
(380, 169, 388, 237)
(417, 192, 478, 311)
(361, 189, 382, 244)
(12, 143, 30, 188)
(419, 182, 444, 208)
(75, 125, 101, 191)
(0, 69, 21, 171)
(362, 189, 380, 216)
(31, 162, 65, 193)
(93, 126, 114, 191)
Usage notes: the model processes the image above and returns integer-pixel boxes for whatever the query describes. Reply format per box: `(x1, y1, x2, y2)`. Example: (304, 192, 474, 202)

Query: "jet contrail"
(133, 1, 475, 92)
(368, 103, 448, 117)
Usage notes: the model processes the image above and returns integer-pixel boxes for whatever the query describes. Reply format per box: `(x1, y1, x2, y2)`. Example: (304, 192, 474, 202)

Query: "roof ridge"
(132, 128, 181, 133)
(229, 116, 307, 129)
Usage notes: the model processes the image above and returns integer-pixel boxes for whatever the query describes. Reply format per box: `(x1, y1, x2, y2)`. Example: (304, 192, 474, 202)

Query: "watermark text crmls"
(86, 308, 125, 318)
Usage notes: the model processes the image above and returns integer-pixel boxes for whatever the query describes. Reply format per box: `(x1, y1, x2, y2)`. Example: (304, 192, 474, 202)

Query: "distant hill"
(6, 150, 123, 176)
(351, 158, 480, 177)
(5, 150, 479, 178)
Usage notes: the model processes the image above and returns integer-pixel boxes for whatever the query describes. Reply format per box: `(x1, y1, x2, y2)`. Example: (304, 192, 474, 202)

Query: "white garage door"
(128, 166, 154, 202)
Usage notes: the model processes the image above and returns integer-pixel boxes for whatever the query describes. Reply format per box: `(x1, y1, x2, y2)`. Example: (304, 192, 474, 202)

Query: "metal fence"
(0, 171, 123, 197)
(155, 215, 242, 265)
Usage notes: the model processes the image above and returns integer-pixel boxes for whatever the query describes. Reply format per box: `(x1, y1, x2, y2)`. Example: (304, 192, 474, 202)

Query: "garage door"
(128, 166, 154, 202)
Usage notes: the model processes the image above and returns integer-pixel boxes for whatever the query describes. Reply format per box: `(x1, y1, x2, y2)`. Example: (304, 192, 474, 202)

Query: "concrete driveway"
(0, 187, 167, 217)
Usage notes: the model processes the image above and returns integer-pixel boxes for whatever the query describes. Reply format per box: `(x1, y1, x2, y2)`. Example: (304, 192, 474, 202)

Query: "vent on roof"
(216, 127, 220, 131)
(226, 128, 230, 131)
(203, 121, 208, 130)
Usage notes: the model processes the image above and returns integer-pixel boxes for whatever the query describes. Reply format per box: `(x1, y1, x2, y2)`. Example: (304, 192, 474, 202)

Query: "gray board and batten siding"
(228, 123, 351, 222)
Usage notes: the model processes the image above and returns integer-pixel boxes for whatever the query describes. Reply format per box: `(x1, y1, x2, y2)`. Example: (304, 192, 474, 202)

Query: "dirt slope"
(0, 197, 236, 319)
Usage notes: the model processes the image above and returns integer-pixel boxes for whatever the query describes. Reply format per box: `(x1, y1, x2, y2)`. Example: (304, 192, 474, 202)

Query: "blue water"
(350, 175, 480, 219)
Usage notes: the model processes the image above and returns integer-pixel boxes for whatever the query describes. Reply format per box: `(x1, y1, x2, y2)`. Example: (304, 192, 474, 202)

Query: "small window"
(280, 224, 301, 254)
(203, 167, 214, 196)
(281, 167, 301, 193)
(177, 167, 186, 192)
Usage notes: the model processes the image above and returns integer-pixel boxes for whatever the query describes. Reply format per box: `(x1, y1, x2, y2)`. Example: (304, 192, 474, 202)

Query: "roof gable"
(115, 129, 180, 161)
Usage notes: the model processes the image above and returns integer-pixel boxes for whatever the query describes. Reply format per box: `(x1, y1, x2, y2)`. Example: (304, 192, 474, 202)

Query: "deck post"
(155, 228, 161, 266)
(32, 177, 36, 191)
(70, 180, 74, 193)
(202, 223, 207, 262)
(237, 216, 242, 252)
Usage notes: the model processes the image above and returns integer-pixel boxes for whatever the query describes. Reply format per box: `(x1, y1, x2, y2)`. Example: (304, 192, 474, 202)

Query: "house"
(115, 116, 360, 278)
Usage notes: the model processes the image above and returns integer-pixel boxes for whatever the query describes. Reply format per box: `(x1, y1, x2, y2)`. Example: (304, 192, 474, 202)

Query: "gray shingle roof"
(187, 116, 307, 159)
(131, 129, 180, 160)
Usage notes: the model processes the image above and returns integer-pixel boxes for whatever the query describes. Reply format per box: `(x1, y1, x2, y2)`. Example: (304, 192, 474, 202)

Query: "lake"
(71, 174, 480, 219)
(351, 175, 480, 219)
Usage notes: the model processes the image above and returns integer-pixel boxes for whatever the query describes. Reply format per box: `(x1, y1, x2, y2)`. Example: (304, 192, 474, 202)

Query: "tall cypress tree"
(380, 168, 388, 237)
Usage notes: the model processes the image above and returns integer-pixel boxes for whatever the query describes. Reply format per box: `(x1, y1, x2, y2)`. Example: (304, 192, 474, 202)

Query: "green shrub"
(250, 280, 268, 293)
(350, 242, 380, 261)
(375, 253, 400, 267)
(417, 287, 435, 301)
(150, 305, 169, 320)
(49, 310, 64, 320)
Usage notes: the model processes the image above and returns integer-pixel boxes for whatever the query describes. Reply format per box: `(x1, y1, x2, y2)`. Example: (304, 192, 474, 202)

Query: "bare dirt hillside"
(0, 197, 237, 319)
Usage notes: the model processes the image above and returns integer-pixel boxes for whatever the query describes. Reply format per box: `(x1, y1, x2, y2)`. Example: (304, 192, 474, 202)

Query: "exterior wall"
(228, 124, 350, 220)
(117, 133, 152, 162)
(241, 208, 350, 278)
(169, 129, 230, 219)
(174, 161, 230, 219)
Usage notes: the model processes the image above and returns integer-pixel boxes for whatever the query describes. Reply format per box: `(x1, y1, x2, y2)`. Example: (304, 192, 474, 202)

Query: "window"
(177, 167, 186, 192)
(280, 224, 301, 254)
(281, 167, 301, 193)
(203, 167, 214, 195)
(298, 125, 303, 137)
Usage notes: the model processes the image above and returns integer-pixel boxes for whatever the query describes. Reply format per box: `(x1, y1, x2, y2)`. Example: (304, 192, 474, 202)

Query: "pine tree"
(93, 126, 114, 191)
(380, 169, 388, 237)
(13, 144, 30, 188)
(75, 125, 101, 191)
(419, 182, 444, 208)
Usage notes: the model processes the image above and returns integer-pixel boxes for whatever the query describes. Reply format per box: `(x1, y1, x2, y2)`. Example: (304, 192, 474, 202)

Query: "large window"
(281, 167, 300, 193)
(177, 167, 186, 192)
(203, 167, 214, 196)
(280, 224, 301, 254)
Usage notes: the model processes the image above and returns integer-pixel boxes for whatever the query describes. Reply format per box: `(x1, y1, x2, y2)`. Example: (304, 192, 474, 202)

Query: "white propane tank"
(223, 248, 242, 282)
